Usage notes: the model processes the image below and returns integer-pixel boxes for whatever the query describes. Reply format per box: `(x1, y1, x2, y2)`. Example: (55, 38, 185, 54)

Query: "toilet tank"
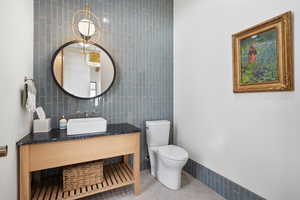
(146, 120, 170, 147)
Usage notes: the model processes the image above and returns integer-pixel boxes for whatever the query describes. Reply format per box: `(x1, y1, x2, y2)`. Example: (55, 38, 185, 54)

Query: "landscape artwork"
(240, 28, 278, 85)
(232, 11, 293, 92)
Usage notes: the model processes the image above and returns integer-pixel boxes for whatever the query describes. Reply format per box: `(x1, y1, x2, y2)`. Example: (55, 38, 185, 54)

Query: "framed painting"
(232, 11, 293, 92)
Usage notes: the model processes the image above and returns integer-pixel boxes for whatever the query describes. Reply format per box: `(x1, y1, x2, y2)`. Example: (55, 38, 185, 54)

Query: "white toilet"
(146, 120, 188, 190)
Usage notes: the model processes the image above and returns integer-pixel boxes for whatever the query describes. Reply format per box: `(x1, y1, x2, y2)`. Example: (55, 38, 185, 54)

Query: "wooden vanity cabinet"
(18, 124, 141, 200)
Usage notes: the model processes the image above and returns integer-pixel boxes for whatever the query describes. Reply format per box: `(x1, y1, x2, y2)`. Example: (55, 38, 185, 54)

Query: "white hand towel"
(25, 80, 37, 112)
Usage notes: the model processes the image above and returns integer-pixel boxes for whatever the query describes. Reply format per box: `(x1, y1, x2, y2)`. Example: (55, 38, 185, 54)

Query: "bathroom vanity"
(17, 123, 141, 200)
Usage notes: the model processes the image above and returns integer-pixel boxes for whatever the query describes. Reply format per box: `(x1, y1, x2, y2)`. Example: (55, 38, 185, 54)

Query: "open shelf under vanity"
(32, 162, 134, 200)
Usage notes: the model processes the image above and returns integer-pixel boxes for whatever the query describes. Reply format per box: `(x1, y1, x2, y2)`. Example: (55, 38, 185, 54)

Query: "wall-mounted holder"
(24, 76, 34, 82)
(0, 145, 8, 157)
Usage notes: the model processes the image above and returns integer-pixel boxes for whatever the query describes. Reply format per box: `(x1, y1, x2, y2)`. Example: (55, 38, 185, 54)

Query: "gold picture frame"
(232, 11, 293, 93)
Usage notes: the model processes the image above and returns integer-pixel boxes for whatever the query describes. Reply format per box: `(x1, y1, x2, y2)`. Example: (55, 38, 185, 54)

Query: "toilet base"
(157, 168, 182, 190)
(156, 157, 187, 190)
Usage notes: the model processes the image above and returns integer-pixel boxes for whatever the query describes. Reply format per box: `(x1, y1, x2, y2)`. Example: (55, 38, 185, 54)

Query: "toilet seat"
(158, 145, 188, 161)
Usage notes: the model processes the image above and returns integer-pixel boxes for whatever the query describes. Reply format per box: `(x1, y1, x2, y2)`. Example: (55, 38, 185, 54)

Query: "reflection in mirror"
(52, 42, 116, 99)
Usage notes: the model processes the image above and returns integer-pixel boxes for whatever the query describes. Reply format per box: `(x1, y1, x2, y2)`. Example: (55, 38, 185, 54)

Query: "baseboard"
(184, 159, 266, 200)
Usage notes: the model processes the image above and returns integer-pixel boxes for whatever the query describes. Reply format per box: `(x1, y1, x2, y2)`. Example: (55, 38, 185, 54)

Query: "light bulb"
(78, 19, 96, 37)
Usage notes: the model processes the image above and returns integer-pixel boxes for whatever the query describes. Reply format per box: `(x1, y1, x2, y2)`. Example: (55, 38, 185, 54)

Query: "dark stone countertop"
(17, 123, 141, 146)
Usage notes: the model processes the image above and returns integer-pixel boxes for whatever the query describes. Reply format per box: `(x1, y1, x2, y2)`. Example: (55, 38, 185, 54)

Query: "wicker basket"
(63, 160, 104, 192)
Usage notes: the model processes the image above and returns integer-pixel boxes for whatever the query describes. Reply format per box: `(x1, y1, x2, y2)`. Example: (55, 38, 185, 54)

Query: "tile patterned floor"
(84, 170, 225, 200)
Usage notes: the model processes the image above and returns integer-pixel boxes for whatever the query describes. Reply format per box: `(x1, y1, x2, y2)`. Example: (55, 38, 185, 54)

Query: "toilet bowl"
(146, 121, 189, 190)
(157, 145, 188, 190)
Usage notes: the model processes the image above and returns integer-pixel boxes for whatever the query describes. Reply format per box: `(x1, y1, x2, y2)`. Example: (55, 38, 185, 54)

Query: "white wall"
(0, 0, 33, 199)
(174, 1, 300, 199)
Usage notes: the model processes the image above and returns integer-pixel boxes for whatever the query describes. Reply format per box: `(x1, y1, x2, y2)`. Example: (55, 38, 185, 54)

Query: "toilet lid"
(158, 145, 188, 161)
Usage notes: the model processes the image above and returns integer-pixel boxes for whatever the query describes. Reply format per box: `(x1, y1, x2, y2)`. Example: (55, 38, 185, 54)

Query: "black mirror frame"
(51, 40, 116, 100)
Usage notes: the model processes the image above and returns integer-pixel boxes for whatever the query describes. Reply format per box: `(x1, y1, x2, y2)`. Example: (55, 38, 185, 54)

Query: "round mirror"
(51, 41, 116, 99)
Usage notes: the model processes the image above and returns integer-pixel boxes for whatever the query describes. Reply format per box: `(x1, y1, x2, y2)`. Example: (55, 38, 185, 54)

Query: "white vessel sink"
(67, 117, 107, 135)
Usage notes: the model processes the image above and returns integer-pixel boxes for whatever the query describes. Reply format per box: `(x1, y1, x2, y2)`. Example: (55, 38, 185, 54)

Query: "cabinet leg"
(123, 154, 129, 167)
(133, 133, 141, 195)
(133, 152, 140, 195)
(20, 145, 31, 200)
